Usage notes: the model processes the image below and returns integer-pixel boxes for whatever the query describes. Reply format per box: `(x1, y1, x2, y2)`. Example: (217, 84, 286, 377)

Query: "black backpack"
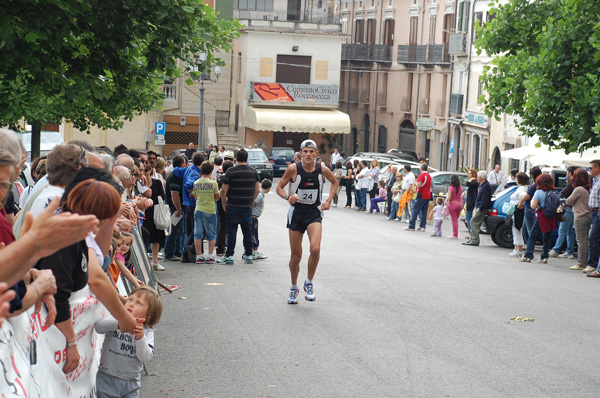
(543, 190, 566, 218)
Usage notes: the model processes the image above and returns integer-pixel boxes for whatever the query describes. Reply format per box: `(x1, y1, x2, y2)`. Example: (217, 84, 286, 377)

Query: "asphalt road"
(141, 182, 600, 398)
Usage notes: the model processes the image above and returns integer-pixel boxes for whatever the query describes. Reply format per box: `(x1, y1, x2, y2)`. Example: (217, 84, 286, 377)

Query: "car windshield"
(248, 151, 268, 161)
(272, 149, 294, 157)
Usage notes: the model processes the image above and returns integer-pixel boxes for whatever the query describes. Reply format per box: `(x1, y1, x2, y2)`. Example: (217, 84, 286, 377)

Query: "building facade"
(339, 0, 455, 168)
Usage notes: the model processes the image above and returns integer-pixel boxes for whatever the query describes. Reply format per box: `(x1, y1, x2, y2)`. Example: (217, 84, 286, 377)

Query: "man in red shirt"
(405, 163, 432, 232)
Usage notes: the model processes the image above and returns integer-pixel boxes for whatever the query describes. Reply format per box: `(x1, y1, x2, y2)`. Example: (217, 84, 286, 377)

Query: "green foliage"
(476, 0, 600, 153)
(0, 0, 241, 132)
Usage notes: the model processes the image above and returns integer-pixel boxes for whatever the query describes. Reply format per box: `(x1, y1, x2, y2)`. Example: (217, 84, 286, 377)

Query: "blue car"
(484, 185, 519, 248)
(268, 147, 295, 177)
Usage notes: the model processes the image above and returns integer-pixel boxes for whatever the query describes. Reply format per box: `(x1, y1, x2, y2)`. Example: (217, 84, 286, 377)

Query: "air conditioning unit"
(448, 33, 467, 56)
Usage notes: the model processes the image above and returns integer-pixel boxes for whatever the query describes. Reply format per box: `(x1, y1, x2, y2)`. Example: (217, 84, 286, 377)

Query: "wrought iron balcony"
(397, 44, 450, 66)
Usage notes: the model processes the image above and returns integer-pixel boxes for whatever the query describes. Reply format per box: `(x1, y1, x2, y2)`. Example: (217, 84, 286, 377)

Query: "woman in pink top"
(369, 180, 388, 213)
(445, 174, 464, 238)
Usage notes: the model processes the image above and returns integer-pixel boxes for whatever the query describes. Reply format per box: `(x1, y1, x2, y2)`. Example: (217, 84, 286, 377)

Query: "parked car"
(430, 172, 468, 197)
(484, 185, 519, 248)
(386, 149, 420, 163)
(166, 148, 187, 160)
(246, 148, 273, 181)
(268, 147, 295, 176)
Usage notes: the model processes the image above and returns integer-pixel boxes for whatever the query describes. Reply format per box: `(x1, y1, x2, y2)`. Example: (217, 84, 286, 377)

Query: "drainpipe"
(446, 0, 460, 171)
(371, 0, 385, 152)
(414, 0, 426, 158)
(345, 0, 356, 154)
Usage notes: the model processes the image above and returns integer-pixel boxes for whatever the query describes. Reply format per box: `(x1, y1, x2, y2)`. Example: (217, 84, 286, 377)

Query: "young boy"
(95, 286, 163, 398)
(249, 179, 272, 260)
(191, 162, 220, 264)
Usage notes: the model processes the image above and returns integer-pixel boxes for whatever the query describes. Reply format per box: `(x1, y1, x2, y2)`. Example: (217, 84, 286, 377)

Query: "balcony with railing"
(349, 88, 359, 103)
(419, 98, 430, 115)
(401, 96, 413, 112)
(377, 91, 387, 107)
(450, 93, 464, 115)
(435, 100, 447, 117)
(163, 84, 177, 101)
(360, 89, 370, 104)
(397, 44, 451, 66)
(342, 44, 392, 62)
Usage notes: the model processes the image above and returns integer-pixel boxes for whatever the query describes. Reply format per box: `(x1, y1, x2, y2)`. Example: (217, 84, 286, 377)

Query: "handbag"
(502, 202, 516, 216)
(442, 205, 450, 217)
(393, 192, 402, 203)
(154, 197, 172, 235)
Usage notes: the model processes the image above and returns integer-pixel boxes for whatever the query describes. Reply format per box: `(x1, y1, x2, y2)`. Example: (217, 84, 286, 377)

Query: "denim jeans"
(409, 198, 429, 229)
(357, 188, 367, 211)
(163, 212, 185, 258)
(225, 205, 253, 257)
(522, 206, 535, 244)
(388, 201, 399, 219)
(587, 212, 600, 268)
(524, 218, 552, 260)
(551, 207, 575, 254)
(465, 209, 474, 232)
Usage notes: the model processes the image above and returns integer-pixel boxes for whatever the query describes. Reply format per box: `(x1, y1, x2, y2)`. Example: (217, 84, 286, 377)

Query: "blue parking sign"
(155, 122, 166, 136)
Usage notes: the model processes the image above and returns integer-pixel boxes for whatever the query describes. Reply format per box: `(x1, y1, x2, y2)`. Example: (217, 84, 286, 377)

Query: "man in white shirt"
(488, 164, 503, 185)
(330, 148, 343, 168)
(400, 164, 416, 222)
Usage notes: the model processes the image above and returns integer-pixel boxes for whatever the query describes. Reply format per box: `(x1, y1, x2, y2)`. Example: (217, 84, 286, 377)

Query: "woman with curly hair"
(566, 168, 592, 271)
(520, 173, 558, 263)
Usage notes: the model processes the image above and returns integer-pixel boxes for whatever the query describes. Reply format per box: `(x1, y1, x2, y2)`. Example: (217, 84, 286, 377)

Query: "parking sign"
(155, 122, 166, 136)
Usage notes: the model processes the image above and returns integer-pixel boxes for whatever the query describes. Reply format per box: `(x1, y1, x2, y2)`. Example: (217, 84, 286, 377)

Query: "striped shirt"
(588, 175, 600, 209)
(222, 164, 259, 207)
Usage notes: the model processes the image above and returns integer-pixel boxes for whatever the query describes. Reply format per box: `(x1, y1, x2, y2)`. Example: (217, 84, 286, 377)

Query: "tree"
(0, 0, 240, 158)
(477, 0, 600, 153)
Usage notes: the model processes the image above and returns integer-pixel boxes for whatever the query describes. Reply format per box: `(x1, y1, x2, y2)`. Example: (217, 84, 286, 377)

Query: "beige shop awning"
(245, 107, 351, 134)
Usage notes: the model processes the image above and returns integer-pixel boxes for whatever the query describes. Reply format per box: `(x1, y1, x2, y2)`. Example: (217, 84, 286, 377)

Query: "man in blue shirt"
(174, 152, 204, 261)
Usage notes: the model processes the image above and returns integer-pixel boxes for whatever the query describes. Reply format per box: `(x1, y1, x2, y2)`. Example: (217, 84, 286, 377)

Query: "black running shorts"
(286, 206, 322, 234)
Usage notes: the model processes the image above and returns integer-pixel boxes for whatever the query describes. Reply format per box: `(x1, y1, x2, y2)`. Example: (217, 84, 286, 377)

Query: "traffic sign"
(155, 122, 166, 136)
(416, 117, 434, 131)
(449, 139, 455, 159)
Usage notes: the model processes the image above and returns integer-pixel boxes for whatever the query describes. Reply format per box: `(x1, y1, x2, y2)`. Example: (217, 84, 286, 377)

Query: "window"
(472, 12, 483, 43)
(409, 17, 418, 44)
(442, 13, 454, 43)
(387, 0, 392, 6)
(276, 54, 311, 84)
(354, 19, 365, 43)
(457, 1, 470, 32)
(477, 77, 483, 104)
(345, 1, 348, 8)
(486, 10, 496, 22)
(237, 52, 242, 83)
(383, 19, 395, 45)
(367, 19, 376, 44)
(359, 0, 362, 7)
(317, 0, 322, 7)
(429, 15, 437, 44)
(235, 104, 239, 132)
(370, 0, 374, 7)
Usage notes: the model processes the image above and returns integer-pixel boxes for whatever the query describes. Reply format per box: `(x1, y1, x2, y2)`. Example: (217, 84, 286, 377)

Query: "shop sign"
(251, 82, 339, 105)
(465, 112, 488, 126)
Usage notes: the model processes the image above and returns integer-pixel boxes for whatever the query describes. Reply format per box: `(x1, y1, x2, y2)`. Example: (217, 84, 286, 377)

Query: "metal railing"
(234, 9, 340, 23)
(397, 44, 451, 65)
(342, 44, 392, 62)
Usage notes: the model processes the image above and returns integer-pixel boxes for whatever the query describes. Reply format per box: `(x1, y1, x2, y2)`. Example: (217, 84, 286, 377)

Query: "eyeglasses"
(0, 180, 12, 193)
(79, 146, 86, 162)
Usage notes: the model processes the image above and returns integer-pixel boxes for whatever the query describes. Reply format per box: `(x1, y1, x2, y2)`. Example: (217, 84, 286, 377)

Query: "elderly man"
(185, 143, 197, 160)
(464, 170, 492, 246)
(115, 153, 135, 171)
(488, 164, 503, 185)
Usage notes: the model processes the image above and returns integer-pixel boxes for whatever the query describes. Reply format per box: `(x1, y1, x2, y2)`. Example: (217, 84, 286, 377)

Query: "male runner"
(276, 139, 339, 304)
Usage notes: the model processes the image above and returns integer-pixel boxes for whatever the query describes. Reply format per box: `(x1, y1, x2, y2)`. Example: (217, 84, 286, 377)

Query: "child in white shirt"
(429, 197, 445, 237)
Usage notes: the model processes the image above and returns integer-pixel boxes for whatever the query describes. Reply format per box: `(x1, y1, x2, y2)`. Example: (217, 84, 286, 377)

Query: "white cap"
(300, 139, 317, 150)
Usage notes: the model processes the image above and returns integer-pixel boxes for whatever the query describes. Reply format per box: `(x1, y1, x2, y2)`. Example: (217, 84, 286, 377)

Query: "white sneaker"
(508, 250, 519, 257)
(582, 266, 596, 273)
(417, 227, 426, 232)
(153, 263, 166, 271)
(254, 252, 268, 260)
(548, 250, 559, 257)
(558, 252, 576, 259)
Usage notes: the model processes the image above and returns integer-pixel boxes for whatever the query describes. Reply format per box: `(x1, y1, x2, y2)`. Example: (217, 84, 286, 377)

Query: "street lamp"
(197, 52, 221, 151)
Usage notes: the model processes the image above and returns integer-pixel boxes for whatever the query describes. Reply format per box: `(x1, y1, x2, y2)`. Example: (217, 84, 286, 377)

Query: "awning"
(245, 107, 351, 134)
